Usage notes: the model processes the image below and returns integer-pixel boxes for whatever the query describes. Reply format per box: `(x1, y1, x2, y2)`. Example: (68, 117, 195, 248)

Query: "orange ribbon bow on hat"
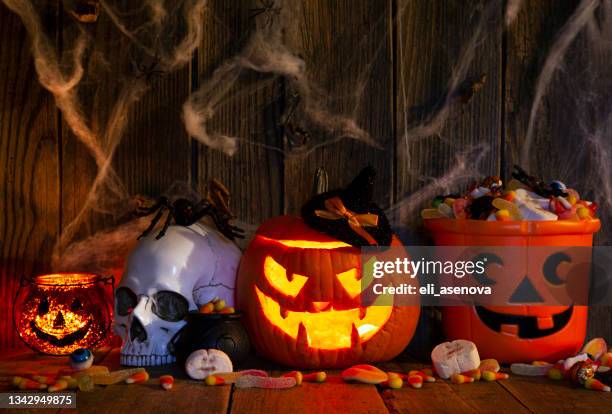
(314, 197, 379, 245)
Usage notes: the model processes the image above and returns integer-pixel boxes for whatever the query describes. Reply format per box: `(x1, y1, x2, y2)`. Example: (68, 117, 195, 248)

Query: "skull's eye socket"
(152, 291, 189, 322)
(71, 298, 83, 312)
(116, 287, 137, 316)
(263, 256, 308, 297)
(544, 252, 571, 286)
(37, 297, 49, 315)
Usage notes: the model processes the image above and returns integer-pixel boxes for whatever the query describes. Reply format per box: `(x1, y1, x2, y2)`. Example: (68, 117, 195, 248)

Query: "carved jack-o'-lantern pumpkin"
(14, 273, 113, 355)
(237, 215, 420, 368)
(425, 218, 600, 363)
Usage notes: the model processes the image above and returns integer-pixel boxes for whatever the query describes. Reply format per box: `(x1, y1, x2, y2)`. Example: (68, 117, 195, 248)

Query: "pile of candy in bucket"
(9, 338, 611, 392)
(421, 166, 598, 221)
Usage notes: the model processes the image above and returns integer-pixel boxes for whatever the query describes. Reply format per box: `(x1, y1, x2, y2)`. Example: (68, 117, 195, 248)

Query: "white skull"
(114, 223, 241, 366)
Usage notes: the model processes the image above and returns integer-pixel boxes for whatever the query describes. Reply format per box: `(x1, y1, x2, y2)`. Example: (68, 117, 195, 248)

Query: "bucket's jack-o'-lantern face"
(470, 250, 580, 339)
(30, 295, 92, 347)
(474, 305, 573, 339)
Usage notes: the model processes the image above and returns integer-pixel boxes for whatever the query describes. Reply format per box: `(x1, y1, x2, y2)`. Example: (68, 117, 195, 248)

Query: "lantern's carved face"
(14, 273, 112, 355)
(30, 295, 92, 347)
(237, 216, 420, 368)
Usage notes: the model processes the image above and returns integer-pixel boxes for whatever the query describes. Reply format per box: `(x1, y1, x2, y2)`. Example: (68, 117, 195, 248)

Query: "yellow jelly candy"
(444, 198, 456, 206)
(495, 209, 511, 221)
(492, 198, 521, 220)
(577, 206, 591, 219)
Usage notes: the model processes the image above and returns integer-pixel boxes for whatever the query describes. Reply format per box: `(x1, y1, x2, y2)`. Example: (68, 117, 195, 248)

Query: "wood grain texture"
(379, 362, 529, 414)
(505, 0, 611, 343)
(60, 3, 191, 243)
(0, 1, 60, 350)
(196, 0, 284, 243)
(395, 0, 502, 230)
(282, 0, 394, 214)
(231, 379, 389, 414)
(499, 373, 612, 414)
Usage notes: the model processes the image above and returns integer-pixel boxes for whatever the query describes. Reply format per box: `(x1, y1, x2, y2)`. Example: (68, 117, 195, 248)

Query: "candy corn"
(461, 369, 481, 381)
(303, 371, 326, 383)
(408, 370, 436, 383)
(18, 379, 47, 390)
(381, 376, 403, 389)
(205, 375, 226, 386)
(48, 379, 68, 392)
(125, 371, 149, 384)
(450, 374, 474, 384)
(407, 374, 423, 389)
(159, 375, 174, 390)
(282, 371, 303, 386)
(584, 378, 610, 392)
(482, 371, 509, 382)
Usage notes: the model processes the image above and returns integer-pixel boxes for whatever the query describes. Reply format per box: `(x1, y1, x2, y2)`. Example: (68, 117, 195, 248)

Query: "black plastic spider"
(136, 196, 244, 240)
(250, 0, 281, 28)
(134, 53, 165, 84)
(512, 165, 568, 198)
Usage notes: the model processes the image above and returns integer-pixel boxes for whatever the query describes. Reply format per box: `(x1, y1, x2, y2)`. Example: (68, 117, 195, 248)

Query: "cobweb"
(3, 0, 612, 276)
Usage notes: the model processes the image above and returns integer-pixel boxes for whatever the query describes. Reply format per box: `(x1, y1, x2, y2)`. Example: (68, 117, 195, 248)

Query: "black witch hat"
(301, 166, 393, 247)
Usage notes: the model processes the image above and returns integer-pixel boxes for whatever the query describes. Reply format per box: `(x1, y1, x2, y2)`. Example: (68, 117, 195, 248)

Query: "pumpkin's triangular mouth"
(254, 286, 392, 349)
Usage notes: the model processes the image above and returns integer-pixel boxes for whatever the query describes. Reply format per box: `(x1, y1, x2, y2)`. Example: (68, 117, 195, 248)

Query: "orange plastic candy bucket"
(424, 218, 601, 363)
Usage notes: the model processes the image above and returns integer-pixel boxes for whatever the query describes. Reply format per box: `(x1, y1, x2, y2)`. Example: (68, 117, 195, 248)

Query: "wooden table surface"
(0, 348, 610, 414)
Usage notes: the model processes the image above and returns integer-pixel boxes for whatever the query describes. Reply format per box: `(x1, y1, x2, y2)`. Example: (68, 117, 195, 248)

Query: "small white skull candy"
(185, 349, 233, 380)
(114, 223, 241, 366)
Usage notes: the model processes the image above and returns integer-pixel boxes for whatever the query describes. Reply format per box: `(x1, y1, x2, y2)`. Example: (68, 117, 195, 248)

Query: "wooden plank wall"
(1, 0, 610, 352)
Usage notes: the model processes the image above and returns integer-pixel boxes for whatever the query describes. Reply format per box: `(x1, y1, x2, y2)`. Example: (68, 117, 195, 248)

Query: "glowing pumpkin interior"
(252, 237, 393, 350)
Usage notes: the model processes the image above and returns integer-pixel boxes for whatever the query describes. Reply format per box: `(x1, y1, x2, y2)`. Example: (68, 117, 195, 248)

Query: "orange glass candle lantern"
(13, 273, 114, 355)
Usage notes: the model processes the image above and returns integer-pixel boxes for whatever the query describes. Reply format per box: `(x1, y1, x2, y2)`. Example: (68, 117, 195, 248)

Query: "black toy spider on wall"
(137, 181, 244, 241)
(250, 0, 281, 28)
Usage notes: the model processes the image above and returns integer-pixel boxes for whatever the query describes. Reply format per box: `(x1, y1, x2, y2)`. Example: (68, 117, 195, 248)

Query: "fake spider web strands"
(517, 0, 612, 243)
(183, 0, 380, 157)
(387, 0, 505, 230)
(1, 0, 207, 270)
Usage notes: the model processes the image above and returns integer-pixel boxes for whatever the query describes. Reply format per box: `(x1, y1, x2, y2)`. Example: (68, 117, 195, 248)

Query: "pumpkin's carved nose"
(53, 311, 65, 329)
(509, 276, 543, 303)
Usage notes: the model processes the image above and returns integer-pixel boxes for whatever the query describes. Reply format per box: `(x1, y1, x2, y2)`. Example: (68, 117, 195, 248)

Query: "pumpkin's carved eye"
(263, 256, 308, 297)
(38, 297, 49, 315)
(336, 268, 361, 298)
(473, 253, 501, 286)
(544, 252, 571, 286)
(71, 298, 83, 312)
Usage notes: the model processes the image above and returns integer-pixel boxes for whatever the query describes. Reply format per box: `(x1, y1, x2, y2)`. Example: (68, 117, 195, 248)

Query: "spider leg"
(137, 196, 170, 216)
(156, 209, 174, 239)
(138, 207, 166, 240)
